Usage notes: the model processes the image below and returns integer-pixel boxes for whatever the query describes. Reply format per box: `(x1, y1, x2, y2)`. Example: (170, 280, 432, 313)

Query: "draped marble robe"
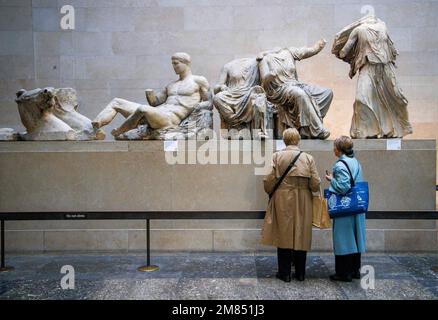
(260, 47, 333, 139)
(333, 16, 413, 139)
(213, 58, 267, 134)
(258, 46, 333, 139)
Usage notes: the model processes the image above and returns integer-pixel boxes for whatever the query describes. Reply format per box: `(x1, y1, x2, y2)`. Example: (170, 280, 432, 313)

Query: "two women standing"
(261, 129, 366, 282)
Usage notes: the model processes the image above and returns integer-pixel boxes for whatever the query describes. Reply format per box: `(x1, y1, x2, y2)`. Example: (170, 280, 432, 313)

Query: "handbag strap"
(269, 151, 302, 199)
(337, 159, 356, 188)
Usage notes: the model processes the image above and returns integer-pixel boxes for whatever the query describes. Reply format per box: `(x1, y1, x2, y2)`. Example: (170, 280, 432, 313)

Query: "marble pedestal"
(0, 139, 436, 252)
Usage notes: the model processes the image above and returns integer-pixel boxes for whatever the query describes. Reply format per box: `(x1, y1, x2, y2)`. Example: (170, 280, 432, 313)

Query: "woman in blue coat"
(325, 136, 366, 282)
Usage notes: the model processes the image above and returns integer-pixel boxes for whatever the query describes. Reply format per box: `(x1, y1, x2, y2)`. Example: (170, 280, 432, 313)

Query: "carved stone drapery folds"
(333, 15, 413, 139)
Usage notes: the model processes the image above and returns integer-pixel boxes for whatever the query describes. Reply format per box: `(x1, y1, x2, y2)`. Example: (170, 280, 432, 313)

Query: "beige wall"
(0, 0, 437, 252)
(0, 140, 436, 252)
(0, 0, 437, 142)
(0, 140, 435, 212)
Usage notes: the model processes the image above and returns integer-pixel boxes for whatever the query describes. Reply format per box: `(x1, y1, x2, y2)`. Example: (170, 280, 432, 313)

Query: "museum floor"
(1, 252, 437, 300)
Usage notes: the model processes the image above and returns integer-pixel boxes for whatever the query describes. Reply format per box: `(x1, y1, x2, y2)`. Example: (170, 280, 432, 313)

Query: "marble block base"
(0, 128, 19, 141)
(0, 139, 436, 252)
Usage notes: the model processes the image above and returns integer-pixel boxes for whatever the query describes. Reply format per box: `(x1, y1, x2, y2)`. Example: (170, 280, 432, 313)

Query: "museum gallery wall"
(0, 1, 437, 253)
(0, 1, 436, 143)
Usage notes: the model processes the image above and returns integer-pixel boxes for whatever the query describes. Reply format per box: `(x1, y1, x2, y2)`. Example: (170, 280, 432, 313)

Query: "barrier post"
(0, 220, 14, 272)
(138, 219, 159, 272)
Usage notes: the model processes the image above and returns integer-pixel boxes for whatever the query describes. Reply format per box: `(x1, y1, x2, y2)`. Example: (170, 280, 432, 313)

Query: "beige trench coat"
(261, 145, 321, 250)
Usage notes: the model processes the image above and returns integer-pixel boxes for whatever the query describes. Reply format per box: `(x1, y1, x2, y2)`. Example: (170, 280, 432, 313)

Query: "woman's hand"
(325, 170, 333, 182)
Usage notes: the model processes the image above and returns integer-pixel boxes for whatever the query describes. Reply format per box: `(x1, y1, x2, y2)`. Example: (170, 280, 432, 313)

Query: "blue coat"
(329, 154, 366, 256)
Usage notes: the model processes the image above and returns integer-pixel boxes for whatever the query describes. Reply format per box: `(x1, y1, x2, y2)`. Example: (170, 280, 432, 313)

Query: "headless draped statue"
(92, 52, 213, 140)
(333, 15, 413, 139)
(257, 39, 333, 139)
(213, 57, 272, 139)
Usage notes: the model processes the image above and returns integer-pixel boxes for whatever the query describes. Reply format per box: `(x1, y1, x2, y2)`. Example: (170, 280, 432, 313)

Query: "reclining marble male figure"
(92, 52, 212, 140)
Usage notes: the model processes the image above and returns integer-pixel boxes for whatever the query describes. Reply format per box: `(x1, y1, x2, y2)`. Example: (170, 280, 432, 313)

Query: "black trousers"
(335, 253, 361, 277)
(277, 248, 307, 277)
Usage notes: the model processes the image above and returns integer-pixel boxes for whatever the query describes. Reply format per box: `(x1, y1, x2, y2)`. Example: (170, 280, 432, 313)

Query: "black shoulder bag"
(269, 151, 302, 199)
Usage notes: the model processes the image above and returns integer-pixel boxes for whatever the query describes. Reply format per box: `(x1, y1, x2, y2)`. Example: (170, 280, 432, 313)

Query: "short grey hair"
(283, 128, 301, 146)
(334, 136, 354, 156)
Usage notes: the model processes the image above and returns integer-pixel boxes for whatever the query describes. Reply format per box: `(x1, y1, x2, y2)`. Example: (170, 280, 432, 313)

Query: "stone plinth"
(0, 139, 436, 252)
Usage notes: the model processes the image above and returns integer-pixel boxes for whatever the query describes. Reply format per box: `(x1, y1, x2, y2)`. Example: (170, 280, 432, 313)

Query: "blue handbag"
(324, 159, 369, 218)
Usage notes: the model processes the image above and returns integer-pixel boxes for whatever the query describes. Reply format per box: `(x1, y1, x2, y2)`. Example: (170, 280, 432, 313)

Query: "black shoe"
(292, 273, 305, 282)
(329, 274, 352, 282)
(276, 272, 291, 282)
(352, 271, 361, 279)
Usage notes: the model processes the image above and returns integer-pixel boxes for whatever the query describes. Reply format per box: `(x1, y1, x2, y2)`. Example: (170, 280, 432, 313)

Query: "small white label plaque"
(164, 140, 178, 152)
(386, 139, 401, 150)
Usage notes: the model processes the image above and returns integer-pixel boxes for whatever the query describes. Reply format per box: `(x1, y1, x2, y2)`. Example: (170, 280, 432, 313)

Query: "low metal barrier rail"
(1, 209, 438, 273)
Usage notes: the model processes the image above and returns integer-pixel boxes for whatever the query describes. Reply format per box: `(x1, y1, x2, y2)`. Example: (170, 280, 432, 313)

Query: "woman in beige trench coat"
(261, 128, 321, 282)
